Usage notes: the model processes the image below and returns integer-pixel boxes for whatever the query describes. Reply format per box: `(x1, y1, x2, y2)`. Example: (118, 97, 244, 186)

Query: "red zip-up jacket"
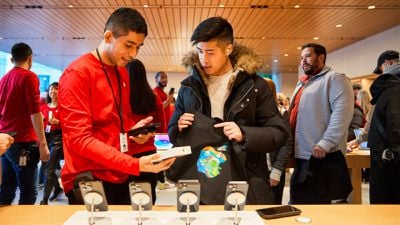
(59, 53, 139, 193)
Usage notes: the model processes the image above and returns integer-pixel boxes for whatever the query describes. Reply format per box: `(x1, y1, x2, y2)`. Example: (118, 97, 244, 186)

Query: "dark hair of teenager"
(155, 71, 165, 80)
(126, 59, 157, 115)
(104, 7, 148, 38)
(11, 42, 33, 63)
(190, 17, 233, 47)
(46, 82, 59, 103)
(302, 43, 327, 64)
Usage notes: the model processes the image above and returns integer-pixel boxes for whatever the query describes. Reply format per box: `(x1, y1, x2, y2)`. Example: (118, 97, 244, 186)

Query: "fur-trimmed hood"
(181, 42, 263, 80)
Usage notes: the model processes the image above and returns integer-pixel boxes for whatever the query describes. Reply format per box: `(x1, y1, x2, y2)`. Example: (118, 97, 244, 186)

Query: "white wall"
(280, 72, 299, 98)
(327, 25, 400, 78)
(146, 25, 400, 99)
(146, 71, 188, 96)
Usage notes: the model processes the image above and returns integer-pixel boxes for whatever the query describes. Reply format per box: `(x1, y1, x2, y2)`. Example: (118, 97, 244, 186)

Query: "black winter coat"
(368, 64, 400, 155)
(167, 44, 288, 204)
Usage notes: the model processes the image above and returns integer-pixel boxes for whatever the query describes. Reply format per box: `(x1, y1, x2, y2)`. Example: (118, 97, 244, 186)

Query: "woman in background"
(127, 59, 166, 203)
(347, 89, 373, 183)
(264, 78, 293, 204)
(348, 89, 373, 149)
(40, 82, 63, 204)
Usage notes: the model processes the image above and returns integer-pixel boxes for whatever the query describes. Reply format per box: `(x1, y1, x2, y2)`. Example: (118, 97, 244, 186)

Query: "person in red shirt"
(39, 82, 64, 205)
(126, 59, 166, 202)
(0, 42, 50, 205)
(58, 8, 174, 205)
(153, 71, 174, 125)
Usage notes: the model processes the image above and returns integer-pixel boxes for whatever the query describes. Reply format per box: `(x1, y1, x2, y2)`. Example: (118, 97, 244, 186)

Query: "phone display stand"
(83, 192, 105, 225)
(130, 183, 152, 225)
(224, 181, 248, 225)
(176, 180, 200, 225)
(178, 191, 198, 225)
(225, 192, 246, 225)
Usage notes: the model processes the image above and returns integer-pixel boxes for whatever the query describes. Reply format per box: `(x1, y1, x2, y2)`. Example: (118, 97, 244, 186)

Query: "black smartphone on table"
(128, 123, 160, 137)
(256, 205, 301, 219)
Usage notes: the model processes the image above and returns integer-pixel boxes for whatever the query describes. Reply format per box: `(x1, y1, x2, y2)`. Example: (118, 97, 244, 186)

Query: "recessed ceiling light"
(68, 5, 74, 8)
(144, 4, 149, 8)
(336, 24, 342, 28)
(273, 59, 278, 63)
(284, 54, 289, 57)
(265, 64, 270, 67)
(294, 5, 300, 8)
(297, 47, 302, 50)
(219, 4, 224, 8)
(368, 5, 375, 9)
(313, 37, 319, 40)
(261, 36, 266, 40)
(0, 37, 3, 40)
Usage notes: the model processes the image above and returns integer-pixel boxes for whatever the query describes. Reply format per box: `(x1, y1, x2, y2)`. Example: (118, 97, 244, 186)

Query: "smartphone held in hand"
(128, 123, 160, 137)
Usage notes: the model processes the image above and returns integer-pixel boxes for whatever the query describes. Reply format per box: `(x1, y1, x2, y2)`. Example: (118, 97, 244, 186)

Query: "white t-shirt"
(207, 70, 235, 119)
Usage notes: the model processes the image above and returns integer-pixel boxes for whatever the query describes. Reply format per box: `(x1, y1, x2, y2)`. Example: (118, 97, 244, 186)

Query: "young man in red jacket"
(59, 8, 175, 205)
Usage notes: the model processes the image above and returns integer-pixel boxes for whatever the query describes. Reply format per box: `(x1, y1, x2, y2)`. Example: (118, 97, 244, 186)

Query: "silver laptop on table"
(353, 128, 370, 150)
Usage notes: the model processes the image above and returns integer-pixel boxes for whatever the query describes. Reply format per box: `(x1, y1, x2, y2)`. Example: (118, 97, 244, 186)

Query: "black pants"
(290, 159, 330, 204)
(370, 150, 400, 204)
(66, 150, 158, 205)
(271, 172, 285, 204)
(42, 132, 63, 201)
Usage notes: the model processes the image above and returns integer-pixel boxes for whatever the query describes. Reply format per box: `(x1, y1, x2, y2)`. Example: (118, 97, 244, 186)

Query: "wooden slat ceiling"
(0, 0, 399, 74)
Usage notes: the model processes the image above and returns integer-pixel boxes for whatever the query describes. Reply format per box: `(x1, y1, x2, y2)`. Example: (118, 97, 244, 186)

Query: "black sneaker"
(49, 187, 63, 201)
(40, 200, 48, 205)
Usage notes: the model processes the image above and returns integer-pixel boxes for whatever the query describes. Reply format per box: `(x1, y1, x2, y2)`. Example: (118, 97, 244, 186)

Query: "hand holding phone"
(151, 146, 191, 164)
(169, 87, 175, 95)
(128, 123, 160, 137)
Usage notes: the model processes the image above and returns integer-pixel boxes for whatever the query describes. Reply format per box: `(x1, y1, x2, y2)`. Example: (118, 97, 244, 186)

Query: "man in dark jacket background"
(167, 17, 288, 204)
(368, 50, 400, 204)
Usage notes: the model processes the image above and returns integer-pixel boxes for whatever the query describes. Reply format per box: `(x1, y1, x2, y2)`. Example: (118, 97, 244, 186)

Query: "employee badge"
(120, 133, 128, 153)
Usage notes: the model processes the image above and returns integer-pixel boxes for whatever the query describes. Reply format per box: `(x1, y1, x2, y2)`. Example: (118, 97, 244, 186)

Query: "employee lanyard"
(96, 48, 124, 133)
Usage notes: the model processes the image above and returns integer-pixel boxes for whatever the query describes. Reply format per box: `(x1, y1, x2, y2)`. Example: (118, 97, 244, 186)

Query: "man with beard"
(289, 43, 354, 204)
(153, 71, 174, 124)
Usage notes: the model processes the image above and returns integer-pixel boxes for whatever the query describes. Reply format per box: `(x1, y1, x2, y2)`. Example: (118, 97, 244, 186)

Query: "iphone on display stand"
(79, 181, 108, 212)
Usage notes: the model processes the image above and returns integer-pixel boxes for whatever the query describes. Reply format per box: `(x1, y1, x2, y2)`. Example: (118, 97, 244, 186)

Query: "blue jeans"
(0, 142, 40, 205)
